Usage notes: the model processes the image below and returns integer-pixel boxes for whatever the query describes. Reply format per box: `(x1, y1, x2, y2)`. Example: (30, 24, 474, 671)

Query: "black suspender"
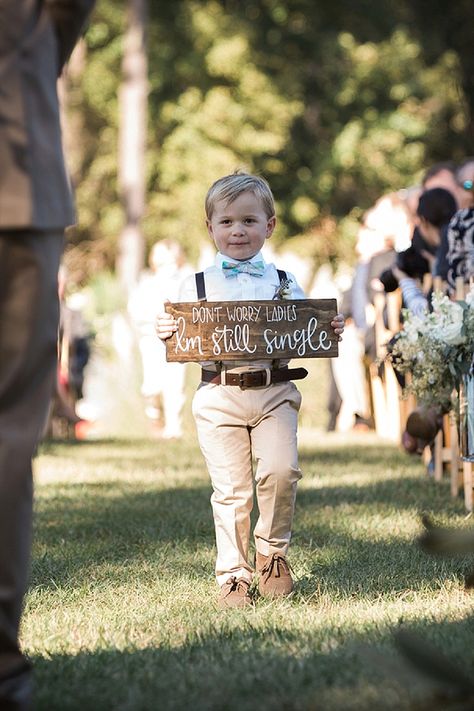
(195, 272, 206, 301)
(277, 269, 287, 282)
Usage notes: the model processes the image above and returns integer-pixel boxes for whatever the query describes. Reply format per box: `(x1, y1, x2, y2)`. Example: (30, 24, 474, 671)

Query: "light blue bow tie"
(222, 260, 265, 278)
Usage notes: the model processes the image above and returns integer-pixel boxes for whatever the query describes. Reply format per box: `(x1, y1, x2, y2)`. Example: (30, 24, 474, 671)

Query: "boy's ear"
(206, 219, 214, 238)
(266, 216, 276, 239)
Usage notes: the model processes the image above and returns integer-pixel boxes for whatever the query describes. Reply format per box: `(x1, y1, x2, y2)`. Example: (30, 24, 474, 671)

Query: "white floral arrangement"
(388, 288, 474, 412)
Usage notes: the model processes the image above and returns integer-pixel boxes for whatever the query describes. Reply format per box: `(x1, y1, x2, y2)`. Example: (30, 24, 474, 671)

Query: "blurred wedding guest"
(422, 161, 464, 206)
(46, 266, 92, 437)
(386, 188, 458, 453)
(0, 1, 95, 708)
(327, 289, 371, 432)
(385, 188, 457, 317)
(420, 161, 469, 283)
(377, 164, 461, 291)
(417, 187, 458, 281)
(378, 159, 468, 301)
(327, 193, 412, 432)
(382, 160, 469, 291)
(447, 158, 474, 292)
(128, 240, 193, 439)
(352, 192, 412, 359)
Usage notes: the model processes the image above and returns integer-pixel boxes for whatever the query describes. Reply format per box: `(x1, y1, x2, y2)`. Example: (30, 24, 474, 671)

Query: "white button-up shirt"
(178, 251, 306, 371)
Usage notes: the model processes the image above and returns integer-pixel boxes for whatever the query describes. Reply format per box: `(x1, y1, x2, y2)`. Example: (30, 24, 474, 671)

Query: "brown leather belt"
(201, 367, 308, 388)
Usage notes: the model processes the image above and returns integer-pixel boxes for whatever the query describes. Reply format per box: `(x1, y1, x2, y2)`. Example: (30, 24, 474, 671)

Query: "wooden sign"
(165, 299, 338, 362)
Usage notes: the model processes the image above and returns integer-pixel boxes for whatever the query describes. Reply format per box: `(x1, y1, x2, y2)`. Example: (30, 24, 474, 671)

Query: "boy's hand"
(331, 313, 345, 341)
(155, 300, 177, 340)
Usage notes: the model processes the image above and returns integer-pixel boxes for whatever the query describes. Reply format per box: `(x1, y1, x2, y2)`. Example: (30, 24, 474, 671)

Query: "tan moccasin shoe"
(218, 576, 253, 609)
(256, 552, 294, 597)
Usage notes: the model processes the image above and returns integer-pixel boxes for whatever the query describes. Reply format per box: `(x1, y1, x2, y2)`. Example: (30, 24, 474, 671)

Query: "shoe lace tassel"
(260, 553, 292, 582)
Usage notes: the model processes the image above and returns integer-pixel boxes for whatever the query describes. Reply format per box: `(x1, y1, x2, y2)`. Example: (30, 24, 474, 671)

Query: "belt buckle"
(239, 369, 272, 389)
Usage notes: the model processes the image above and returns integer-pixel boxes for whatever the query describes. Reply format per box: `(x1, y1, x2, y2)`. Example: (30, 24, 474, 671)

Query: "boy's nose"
(231, 223, 245, 235)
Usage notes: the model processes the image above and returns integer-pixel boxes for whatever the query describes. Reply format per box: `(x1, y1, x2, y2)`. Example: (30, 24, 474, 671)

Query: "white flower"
(432, 300, 466, 345)
(403, 314, 425, 343)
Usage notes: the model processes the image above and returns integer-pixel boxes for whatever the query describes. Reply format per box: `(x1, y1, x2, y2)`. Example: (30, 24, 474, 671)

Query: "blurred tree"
(63, 0, 472, 280)
(64, 0, 123, 282)
(144, 2, 302, 262)
(397, 0, 474, 150)
(117, 0, 148, 292)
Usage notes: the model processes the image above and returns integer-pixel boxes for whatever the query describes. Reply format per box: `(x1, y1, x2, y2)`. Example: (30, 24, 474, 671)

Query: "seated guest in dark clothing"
(380, 189, 457, 318)
(417, 187, 458, 281)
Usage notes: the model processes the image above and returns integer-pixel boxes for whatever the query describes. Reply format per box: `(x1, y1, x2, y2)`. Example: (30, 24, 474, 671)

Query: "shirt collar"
(215, 251, 266, 269)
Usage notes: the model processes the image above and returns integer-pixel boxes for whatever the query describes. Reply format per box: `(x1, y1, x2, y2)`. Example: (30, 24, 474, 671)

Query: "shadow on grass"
(294, 536, 470, 600)
(31, 484, 215, 590)
(30, 475, 469, 599)
(293, 473, 468, 598)
(297, 475, 463, 516)
(38, 437, 204, 468)
(31, 436, 467, 596)
(30, 614, 474, 711)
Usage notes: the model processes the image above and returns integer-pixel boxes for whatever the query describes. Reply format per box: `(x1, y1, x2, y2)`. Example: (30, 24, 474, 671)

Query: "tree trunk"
(117, 0, 148, 294)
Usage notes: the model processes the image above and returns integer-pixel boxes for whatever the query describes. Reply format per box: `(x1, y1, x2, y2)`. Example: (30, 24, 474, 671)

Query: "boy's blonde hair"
(205, 172, 275, 220)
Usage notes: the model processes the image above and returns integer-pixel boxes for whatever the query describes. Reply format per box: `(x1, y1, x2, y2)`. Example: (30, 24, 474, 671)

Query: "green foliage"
(67, 0, 472, 275)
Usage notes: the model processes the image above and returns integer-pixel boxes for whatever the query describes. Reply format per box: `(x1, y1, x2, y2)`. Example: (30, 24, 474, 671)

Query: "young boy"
(156, 172, 344, 608)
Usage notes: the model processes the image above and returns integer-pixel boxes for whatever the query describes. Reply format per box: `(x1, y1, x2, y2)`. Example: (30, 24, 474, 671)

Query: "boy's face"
(206, 191, 276, 261)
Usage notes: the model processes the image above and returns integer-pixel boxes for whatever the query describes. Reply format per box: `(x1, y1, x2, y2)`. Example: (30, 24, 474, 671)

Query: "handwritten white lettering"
(226, 305, 262, 322)
(264, 304, 298, 322)
(263, 317, 332, 356)
(174, 316, 204, 355)
(211, 324, 258, 356)
(192, 306, 223, 324)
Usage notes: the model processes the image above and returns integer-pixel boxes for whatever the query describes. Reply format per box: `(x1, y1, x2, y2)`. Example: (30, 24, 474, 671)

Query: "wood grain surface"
(165, 298, 339, 362)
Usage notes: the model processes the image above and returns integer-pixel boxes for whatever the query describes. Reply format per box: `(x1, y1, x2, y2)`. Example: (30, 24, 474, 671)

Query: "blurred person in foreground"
(0, 1, 95, 708)
(128, 240, 193, 439)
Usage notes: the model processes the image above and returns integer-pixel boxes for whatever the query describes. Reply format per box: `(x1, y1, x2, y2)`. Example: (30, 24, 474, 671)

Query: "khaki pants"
(192, 381, 302, 586)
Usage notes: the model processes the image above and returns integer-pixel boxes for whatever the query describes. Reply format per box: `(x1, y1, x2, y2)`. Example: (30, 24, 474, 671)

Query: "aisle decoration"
(388, 288, 474, 414)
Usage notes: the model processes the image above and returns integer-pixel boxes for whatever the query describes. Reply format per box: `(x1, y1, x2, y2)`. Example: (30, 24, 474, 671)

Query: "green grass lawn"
(24, 431, 474, 711)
